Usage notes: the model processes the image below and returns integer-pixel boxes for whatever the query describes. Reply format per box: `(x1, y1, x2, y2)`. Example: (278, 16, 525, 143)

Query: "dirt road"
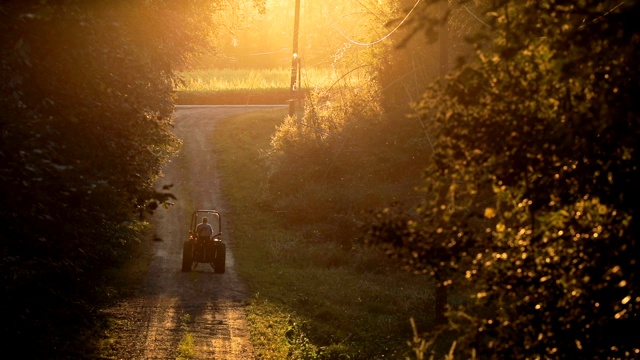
(101, 105, 283, 360)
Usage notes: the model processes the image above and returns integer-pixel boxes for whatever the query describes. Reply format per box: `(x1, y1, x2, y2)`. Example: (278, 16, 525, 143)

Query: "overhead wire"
(458, 1, 625, 31)
(247, 49, 289, 56)
(579, 1, 625, 28)
(328, 0, 423, 47)
(297, 1, 437, 153)
(460, 4, 491, 28)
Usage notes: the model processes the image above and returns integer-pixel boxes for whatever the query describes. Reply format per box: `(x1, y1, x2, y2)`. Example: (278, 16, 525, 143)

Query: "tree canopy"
(0, 0, 243, 357)
(368, 0, 640, 358)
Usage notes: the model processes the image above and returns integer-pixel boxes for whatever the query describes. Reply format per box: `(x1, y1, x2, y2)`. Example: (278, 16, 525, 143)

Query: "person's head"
(202, 217, 208, 223)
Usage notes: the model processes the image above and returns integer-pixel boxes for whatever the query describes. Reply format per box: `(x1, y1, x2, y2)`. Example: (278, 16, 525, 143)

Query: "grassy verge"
(174, 67, 364, 105)
(80, 223, 157, 359)
(213, 108, 434, 359)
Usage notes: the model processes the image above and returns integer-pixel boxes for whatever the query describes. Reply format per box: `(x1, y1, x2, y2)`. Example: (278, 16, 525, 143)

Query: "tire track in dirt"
(101, 105, 284, 360)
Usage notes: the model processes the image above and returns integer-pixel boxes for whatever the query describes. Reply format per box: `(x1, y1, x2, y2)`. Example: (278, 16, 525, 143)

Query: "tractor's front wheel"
(182, 241, 193, 272)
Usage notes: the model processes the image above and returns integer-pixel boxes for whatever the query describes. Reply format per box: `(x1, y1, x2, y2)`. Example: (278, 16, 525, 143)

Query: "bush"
(0, 1, 223, 357)
(368, 1, 640, 358)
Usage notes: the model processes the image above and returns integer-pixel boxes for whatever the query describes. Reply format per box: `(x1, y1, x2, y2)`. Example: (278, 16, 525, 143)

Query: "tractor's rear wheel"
(182, 241, 193, 272)
(214, 242, 226, 274)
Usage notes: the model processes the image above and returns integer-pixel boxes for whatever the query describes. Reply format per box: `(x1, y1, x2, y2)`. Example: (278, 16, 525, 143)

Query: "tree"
(368, 1, 640, 358)
(0, 0, 249, 357)
(265, 0, 414, 226)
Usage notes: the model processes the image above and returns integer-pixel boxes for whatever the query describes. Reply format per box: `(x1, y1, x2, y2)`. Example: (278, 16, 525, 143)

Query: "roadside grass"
(175, 67, 367, 105)
(176, 68, 361, 92)
(176, 68, 292, 92)
(95, 223, 156, 358)
(213, 108, 435, 359)
(177, 314, 196, 360)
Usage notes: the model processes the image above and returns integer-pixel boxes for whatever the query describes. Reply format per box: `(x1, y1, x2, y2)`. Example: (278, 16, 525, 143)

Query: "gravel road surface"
(101, 105, 284, 360)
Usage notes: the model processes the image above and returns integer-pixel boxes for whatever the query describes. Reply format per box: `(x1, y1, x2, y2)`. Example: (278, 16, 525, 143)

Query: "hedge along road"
(101, 105, 285, 360)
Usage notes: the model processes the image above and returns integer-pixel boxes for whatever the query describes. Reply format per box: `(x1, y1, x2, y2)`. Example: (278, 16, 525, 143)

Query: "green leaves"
(368, 0, 640, 358)
(0, 1, 224, 357)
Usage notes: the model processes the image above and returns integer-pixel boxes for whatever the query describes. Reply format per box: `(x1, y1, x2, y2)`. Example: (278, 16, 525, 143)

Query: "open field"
(175, 68, 369, 105)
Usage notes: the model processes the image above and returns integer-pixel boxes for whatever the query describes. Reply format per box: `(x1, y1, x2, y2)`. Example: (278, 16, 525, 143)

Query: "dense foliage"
(0, 0, 237, 357)
(265, 0, 425, 228)
(368, 0, 640, 358)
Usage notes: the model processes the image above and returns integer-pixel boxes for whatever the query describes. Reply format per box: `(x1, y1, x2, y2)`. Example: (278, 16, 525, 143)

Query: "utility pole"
(289, 0, 301, 117)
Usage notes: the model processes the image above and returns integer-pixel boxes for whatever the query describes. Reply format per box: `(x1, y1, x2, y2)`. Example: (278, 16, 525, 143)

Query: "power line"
(247, 49, 289, 56)
(579, 1, 625, 28)
(329, 0, 423, 47)
(461, 4, 491, 28)
(459, 1, 625, 31)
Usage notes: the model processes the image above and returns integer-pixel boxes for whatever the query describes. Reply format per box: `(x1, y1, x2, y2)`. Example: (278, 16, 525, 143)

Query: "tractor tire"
(204, 239, 217, 263)
(214, 242, 226, 274)
(182, 241, 193, 272)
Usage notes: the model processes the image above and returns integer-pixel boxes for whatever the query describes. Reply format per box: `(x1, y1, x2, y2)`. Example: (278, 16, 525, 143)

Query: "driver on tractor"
(196, 217, 213, 241)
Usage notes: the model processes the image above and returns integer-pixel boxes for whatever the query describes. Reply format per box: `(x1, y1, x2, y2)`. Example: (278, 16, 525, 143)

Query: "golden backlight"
(196, 0, 402, 69)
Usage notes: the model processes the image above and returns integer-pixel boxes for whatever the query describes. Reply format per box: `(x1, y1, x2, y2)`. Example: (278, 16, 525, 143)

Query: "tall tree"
(368, 0, 640, 358)
(0, 0, 251, 357)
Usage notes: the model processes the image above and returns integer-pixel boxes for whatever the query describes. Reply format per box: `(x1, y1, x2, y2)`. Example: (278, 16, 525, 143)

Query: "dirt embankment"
(100, 105, 282, 360)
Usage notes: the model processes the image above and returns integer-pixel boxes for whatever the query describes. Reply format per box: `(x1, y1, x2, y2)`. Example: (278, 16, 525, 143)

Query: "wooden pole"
(289, 0, 301, 117)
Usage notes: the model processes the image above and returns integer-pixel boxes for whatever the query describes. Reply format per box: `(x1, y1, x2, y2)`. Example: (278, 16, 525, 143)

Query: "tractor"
(181, 210, 226, 273)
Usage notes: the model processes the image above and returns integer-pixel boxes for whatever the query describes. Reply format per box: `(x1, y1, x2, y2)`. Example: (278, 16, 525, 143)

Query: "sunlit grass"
(177, 68, 288, 91)
(176, 333, 195, 360)
(176, 315, 195, 360)
(175, 67, 373, 104)
(176, 67, 368, 92)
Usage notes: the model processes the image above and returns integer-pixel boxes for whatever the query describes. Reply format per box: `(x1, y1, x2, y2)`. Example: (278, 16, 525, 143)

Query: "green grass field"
(175, 68, 368, 105)
(212, 108, 435, 359)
